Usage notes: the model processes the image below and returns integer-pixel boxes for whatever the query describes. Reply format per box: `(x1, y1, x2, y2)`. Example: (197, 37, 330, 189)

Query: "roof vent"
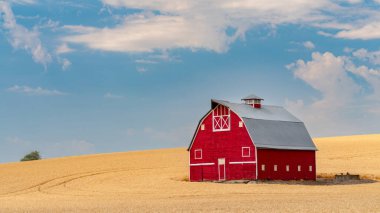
(241, 94, 263, 108)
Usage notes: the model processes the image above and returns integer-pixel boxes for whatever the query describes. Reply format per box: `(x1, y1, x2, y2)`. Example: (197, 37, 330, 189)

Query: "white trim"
(190, 162, 215, 166)
(242, 147, 250, 157)
(212, 106, 231, 132)
(229, 161, 256, 164)
(194, 149, 202, 159)
(255, 146, 258, 179)
(201, 124, 205, 130)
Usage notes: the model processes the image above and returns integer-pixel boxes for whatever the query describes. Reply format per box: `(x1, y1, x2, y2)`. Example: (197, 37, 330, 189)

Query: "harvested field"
(0, 134, 379, 212)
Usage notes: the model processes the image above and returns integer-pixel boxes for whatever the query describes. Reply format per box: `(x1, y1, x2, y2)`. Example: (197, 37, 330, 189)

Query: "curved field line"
(0, 167, 167, 197)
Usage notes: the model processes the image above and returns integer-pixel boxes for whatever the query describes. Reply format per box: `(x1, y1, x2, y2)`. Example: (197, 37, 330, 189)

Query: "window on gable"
(212, 105, 230, 132)
(194, 149, 202, 159)
(201, 124, 205, 131)
(242, 147, 250, 157)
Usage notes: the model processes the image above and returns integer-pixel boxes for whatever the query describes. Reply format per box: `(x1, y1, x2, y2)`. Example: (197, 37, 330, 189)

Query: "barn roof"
(188, 99, 316, 151)
(211, 99, 316, 151)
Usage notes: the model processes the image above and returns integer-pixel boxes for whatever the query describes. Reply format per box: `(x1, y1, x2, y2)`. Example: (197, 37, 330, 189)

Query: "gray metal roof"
(210, 99, 317, 151)
(212, 99, 301, 122)
(241, 94, 263, 100)
(243, 118, 316, 150)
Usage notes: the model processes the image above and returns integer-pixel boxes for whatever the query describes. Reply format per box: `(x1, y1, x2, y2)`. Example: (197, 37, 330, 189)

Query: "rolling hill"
(0, 134, 379, 212)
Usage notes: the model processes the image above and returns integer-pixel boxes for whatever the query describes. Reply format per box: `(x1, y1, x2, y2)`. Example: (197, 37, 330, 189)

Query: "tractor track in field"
(0, 167, 168, 197)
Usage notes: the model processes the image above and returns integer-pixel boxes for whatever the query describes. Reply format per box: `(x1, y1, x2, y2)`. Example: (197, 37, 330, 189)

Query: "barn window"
(286, 165, 290, 172)
(212, 105, 230, 132)
(274, 165, 277, 172)
(242, 147, 250, 157)
(309, 165, 313, 172)
(238, 121, 243, 127)
(194, 149, 202, 159)
(298, 165, 301, 172)
(201, 124, 205, 131)
(261, 164, 265, 171)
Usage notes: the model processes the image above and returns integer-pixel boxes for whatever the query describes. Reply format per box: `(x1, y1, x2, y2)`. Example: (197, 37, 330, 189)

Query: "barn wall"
(189, 107, 257, 181)
(257, 149, 316, 180)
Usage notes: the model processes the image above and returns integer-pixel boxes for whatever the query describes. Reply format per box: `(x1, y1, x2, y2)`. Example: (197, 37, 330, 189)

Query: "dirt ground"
(0, 134, 379, 212)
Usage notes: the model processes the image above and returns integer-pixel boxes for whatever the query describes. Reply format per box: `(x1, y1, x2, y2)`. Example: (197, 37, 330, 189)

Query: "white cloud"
(104, 92, 124, 99)
(287, 52, 360, 109)
(56, 43, 74, 54)
(335, 23, 380, 40)
(0, 1, 51, 68)
(352, 48, 380, 65)
(137, 67, 147, 73)
(63, 0, 337, 53)
(7, 85, 67, 96)
(303, 41, 315, 50)
(286, 51, 380, 136)
(59, 58, 72, 70)
(63, 13, 231, 53)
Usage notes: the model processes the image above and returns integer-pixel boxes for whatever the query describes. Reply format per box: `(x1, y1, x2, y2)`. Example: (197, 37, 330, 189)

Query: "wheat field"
(0, 134, 379, 212)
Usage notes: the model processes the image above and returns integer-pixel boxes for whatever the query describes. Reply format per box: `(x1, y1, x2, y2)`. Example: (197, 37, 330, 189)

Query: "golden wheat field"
(0, 134, 379, 212)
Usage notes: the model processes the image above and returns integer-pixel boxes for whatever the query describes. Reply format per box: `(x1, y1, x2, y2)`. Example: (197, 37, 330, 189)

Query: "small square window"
(286, 165, 290, 172)
(261, 164, 265, 171)
(309, 165, 313, 172)
(242, 147, 250, 157)
(274, 165, 277, 172)
(239, 121, 243, 127)
(201, 124, 205, 131)
(298, 165, 301, 172)
(194, 149, 202, 159)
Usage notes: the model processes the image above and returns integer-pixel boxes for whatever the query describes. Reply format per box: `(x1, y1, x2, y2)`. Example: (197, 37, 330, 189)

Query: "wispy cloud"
(60, 0, 380, 54)
(0, 1, 51, 68)
(303, 41, 315, 50)
(56, 43, 74, 55)
(104, 92, 125, 99)
(7, 85, 67, 96)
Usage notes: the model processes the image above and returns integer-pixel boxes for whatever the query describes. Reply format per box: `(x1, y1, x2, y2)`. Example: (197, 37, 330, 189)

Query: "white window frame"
(194, 149, 202, 159)
(309, 165, 313, 172)
(201, 124, 205, 131)
(238, 121, 243, 127)
(298, 165, 301, 172)
(212, 106, 231, 132)
(274, 165, 278, 172)
(286, 165, 290, 172)
(261, 164, 265, 171)
(242, 147, 250, 157)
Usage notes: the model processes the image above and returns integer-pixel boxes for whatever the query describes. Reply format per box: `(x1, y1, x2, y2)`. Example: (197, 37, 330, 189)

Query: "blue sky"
(1, 0, 380, 162)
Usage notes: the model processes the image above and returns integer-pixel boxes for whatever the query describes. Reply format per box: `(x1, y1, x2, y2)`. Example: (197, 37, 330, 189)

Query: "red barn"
(188, 94, 317, 181)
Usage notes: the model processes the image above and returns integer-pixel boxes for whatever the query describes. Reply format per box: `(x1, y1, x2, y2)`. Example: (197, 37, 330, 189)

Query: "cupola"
(241, 94, 263, 108)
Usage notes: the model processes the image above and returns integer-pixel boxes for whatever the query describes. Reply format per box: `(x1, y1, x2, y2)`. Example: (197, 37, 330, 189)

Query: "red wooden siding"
(257, 149, 316, 180)
(190, 105, 257, 181)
